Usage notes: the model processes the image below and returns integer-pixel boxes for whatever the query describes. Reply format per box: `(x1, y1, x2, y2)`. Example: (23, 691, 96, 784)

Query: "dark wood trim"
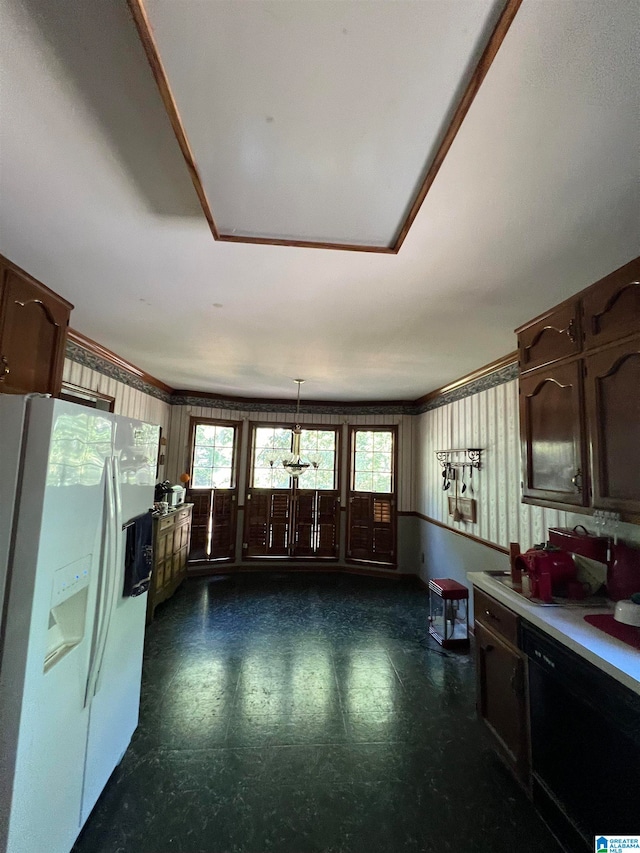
(66, 325, 515, 409)
(127, 1, 521, 254)
(186, 415, 243, 488)
(217, 235, 396, 254)
(411, 511, 510, 555)
(67, 328, 173, 394)
(392, 0, 523, 252)
(521, 495, 639, 526)
(172, 387, 414, 409)
(126, 0, 219, 240)
(415, 351, 518, 407)
(0, 254, 74, 311)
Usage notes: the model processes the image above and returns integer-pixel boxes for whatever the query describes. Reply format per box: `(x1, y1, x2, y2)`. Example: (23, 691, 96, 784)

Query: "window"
(191, 422, 236, 489)
(245, 423, 340, 558)
(298, 429, 337, 490)
(252, 427, 295, 489)
(250, 426, 337, 490)
(351, 428, 394, 493)
(188, 419, 240, 561)
(348, 428, 397, 565)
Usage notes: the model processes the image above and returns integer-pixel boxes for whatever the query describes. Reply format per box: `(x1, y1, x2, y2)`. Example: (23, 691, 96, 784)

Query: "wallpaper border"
(66, 341, 172, 403)
(67, 342, 518, 414)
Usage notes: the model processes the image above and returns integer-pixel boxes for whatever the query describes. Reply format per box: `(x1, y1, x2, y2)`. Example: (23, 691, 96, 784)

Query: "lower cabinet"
(147, 504, 193, 623)
(474, 588, 530, 785)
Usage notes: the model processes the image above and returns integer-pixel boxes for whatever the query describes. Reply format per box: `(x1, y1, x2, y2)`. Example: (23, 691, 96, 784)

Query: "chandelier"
(265, 379, 320, 479)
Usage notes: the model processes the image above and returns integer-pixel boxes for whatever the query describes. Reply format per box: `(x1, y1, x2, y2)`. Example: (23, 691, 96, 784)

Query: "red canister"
(514, 545, 576, 595)
(607, 542, 640, 601)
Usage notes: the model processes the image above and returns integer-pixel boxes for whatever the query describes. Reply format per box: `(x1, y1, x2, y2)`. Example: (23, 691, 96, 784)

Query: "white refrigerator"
(0, 395, 159, 853)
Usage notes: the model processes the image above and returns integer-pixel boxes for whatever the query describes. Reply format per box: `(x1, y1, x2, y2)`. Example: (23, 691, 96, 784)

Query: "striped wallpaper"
(415, 377, 640, 552)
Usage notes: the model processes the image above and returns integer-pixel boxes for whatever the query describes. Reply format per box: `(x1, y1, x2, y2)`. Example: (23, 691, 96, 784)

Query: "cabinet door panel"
(585, 339, 640, 513)
(517, 301, 581, 372)
(0, 268, 70, 395)
(582, 258, 640, 350)
(520, 362, 587, 505)
(475, 622, 528, 778)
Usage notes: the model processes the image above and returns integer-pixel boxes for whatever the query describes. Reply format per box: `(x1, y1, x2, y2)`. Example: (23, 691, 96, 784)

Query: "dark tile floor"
(73, 573, 560, 853)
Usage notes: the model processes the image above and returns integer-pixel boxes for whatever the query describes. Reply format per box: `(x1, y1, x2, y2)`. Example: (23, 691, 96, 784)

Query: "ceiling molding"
(66, 328, 173, 395)
(66, 326, 517, 412)
(415, 350, 519, 410)
(127, 0, 522, 253)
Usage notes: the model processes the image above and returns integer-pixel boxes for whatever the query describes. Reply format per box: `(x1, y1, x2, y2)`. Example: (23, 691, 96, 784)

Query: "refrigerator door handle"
(84, 457, 114, 708)
(94, 456, 122, 696)
(85, 457, 117, 707)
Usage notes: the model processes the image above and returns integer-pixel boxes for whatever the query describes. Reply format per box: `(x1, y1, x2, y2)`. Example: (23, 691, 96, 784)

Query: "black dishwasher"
(521, 621, 640, 852)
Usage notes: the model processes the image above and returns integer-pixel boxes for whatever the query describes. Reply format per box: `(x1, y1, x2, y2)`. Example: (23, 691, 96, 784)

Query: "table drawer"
(176, 507, 191, 523)
(474, 588, 519, 648)
(158, 514, 175, 533)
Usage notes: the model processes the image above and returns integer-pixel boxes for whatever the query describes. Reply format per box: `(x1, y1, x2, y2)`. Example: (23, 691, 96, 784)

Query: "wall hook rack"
(435, 448, 482, 470)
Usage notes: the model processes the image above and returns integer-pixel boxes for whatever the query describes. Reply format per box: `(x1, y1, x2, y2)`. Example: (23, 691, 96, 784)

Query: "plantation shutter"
(347, 493, 395, 564)
(292, 492, 316, 556)
(210, 490, 236, 559)
(244, 491, 271, 556)
(316, 494, 340, 557)
(372, 495, 394, 562)
(348, 493, 373, 559)
(188, 490, 213, 560)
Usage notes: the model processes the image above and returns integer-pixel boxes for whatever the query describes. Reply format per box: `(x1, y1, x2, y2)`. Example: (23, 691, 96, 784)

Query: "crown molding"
(66, 329, 517, 412)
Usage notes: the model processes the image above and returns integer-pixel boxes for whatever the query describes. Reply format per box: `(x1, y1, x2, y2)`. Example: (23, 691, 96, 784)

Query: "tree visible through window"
(352, 429, 393, 493)
(251, 426, 337, 490)
(192, 423, 235, 488)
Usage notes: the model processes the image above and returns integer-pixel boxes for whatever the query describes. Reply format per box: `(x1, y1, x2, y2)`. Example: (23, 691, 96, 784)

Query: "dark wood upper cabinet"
(520, 362, 587, 506)
(0, 256, 73, 397)
(516, 299, 581, 373)
(582, 258, 640, 350)
(585, 338, 640, 515)
(516, 255, 640, 521)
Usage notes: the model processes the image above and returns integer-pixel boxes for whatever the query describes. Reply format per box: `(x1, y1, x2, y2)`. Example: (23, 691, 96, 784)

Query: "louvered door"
(244, 491, 292, 557)
(292, 492, 316, 556)
(187, 488, 237, 561)
(347, 493, 395, 564)
(188, 490, 212, 560)
(210, 490, 236, 559)
(292, 492, 340, 558)
(316, 493, 340, 557)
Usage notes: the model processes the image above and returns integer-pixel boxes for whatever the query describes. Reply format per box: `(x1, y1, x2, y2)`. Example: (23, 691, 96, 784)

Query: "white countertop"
(468, 571, 640, 696)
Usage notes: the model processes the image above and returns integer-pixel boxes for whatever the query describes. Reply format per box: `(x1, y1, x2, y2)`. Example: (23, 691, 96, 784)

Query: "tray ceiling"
(1, 0, 638, 401)
(134, 0, 515, 251)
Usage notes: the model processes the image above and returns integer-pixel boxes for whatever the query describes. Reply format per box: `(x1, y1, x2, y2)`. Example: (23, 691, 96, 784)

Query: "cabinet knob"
(0, 355, 9, 380)
(571, 468, 582, 492)
(485, 609, 500, 622)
